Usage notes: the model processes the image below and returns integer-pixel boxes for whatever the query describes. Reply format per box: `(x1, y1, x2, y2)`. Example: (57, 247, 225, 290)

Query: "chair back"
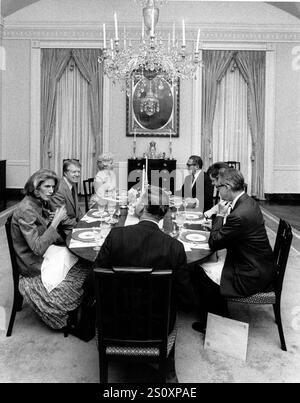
(5, 215, 22, 303)
(273, 219, 293, 295)
(83, 178, 94, 213)
(94, 267, 172, 355)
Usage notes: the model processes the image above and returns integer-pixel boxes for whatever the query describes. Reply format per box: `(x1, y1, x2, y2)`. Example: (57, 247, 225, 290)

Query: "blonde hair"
(97, 152, 114, 170)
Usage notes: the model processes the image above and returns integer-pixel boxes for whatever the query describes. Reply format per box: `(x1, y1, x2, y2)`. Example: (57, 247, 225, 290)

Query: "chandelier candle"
(114, 13, 119, 40)
(196, 28, 200, 52)
(182, 20, 186, 47)
(103, 23, 106, 49)
(151, 8, 155, 37)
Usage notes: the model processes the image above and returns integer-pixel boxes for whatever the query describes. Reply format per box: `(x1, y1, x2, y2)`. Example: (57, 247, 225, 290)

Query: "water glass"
(93, 228, 102, 251)
(173, 197, 182, 214)
(101, 223, 111, 241)
(176, 212, 186, 234)
(119, 189, 128, 209)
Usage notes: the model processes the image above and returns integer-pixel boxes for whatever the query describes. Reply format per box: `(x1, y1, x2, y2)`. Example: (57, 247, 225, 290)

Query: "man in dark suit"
(177, 155, 214, 212)
(50, 159, 83, 230)
(96, 186, 194, 382)
(193, 168, 275, 333)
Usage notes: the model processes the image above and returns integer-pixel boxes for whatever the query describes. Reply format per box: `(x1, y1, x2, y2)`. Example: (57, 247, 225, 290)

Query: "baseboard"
(264, 193, 300, 204)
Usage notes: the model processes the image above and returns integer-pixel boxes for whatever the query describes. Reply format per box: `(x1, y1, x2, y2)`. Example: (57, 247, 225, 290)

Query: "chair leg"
(158, 360, 167, 383)
(273, 302, 287, 351)
(17, 295, 23, 312)
(6, 301, 18, 337)
(100, 358, 108, 383)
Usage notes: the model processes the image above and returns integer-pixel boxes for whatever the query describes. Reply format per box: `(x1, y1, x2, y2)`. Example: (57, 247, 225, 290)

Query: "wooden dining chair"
(227, 219, 293, 351)
(5, 214, 24, 337)
(94, 267, 176, 383)
(83, 178, 94, 213)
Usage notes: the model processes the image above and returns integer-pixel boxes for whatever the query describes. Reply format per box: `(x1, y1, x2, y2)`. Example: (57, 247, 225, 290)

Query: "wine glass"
(182, 198, 188, 214)
(176, 212, 186, 235)
(101, 223, 111, 241)
(173, 197, 182, 215)
(107, 202, 117, 224)
(119, 189, 128, 209)
(93, 228, 102, 251)
(97, 197, 107, 220)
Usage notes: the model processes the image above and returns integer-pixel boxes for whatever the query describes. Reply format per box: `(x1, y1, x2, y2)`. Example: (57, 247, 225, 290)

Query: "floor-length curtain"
(213, 60, 252, 194)
(235, 51, 266, 199)
(72, 49, 104, 159)
(41, 49, 72, 167)
(201, 50, 235, 169)
(50, 58, 94, 193)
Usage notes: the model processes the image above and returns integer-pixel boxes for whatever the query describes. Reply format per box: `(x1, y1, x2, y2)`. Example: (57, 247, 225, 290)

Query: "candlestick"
(103, 23, 106, 49)
(172, 22, 175, 46)
(142, 17, 144, 39)
(141, 166, 145, 193)
(151, 8, 155, 37)
(196, 28, 200, 52)
(182, 19, 185, 47)
(114, 12, 119, 40)
(145, 156, 148, 184)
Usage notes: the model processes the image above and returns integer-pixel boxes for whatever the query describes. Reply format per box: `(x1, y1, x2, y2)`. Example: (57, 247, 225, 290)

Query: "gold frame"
(126, 74, 179, 137)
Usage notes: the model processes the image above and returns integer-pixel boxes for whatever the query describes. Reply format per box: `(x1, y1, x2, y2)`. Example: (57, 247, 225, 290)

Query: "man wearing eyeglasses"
(192, 168, 275, 333)
(50, 159, 83, 231)
(177, 155, 214, 212)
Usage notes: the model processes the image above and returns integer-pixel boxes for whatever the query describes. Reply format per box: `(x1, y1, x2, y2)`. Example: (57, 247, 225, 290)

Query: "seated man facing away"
(176, 155, 214, 213)
(50, 159, 83, 230)
(193, 168, 276, 333)
(95, 186, 194, 382)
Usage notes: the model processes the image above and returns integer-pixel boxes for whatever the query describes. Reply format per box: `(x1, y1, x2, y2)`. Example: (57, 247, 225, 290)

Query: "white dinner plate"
(87, 210, 109, 219)
(185, 213, 203, 221)
(185, 233, 207, 242)
(72, 229, 100, 242)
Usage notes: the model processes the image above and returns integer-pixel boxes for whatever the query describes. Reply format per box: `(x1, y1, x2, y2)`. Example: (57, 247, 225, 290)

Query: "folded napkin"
(81, 215, 101, 223)
(41, 245, 78, 293)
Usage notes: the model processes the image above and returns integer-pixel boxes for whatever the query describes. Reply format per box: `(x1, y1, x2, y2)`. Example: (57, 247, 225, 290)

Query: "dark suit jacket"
(50, 177, 83, 229)
(178, 171, 214, 212)
(208, 193, 275, 297)
(96, 220, 194, 330)
(11, 196, 64, 277)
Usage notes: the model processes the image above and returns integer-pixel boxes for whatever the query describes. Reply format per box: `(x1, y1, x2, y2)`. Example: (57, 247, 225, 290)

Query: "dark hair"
(218, 168, 245, 191)
(189, 155, 203, 169)
(143, 186, 169, 220)
(63, 159, 81, 175)
(207, 162, 230, 179)
(24, 169, 59, 197)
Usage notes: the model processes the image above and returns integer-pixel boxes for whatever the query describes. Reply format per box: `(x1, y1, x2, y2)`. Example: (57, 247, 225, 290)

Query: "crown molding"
(3, 21, 300, 42)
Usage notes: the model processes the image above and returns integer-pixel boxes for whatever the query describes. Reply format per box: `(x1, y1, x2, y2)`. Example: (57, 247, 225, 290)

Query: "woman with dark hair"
(11, 169, 90, 330)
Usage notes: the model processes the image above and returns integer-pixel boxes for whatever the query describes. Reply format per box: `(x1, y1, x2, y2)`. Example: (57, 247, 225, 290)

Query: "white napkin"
(41, 245, 78, 293)
(179, 240, 210, 251)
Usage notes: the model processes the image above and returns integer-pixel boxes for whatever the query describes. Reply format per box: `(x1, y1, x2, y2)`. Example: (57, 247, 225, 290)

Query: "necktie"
(71, 185, 76, 203)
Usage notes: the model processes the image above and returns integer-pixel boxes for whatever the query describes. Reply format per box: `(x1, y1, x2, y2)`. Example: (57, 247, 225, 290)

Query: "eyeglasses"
(216, 184, 227, 189)
(186, 163, 196, 167)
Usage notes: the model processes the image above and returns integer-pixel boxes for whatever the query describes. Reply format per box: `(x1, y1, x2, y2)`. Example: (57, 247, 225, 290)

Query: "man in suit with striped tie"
(50, 159, 83, 232)
(177, 155, 214, 213)
(192, 168, 275, 333)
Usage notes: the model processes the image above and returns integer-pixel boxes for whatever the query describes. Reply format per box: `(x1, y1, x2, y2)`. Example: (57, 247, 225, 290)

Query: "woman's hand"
(51, 205, 68, 229)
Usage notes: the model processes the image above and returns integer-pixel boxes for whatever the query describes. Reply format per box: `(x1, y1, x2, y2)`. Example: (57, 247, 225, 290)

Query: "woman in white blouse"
(94, 152, 117, 197)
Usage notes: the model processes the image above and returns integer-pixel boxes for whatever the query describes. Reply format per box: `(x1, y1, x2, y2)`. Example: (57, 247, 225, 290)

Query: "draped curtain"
(213, 59, 252, 194)
(41, 48, 104, 172)
(201, 50, 235, 170)
(201, 50, 265, 199)
(50, 58, 94, 194)
(234, 51, 266, 199)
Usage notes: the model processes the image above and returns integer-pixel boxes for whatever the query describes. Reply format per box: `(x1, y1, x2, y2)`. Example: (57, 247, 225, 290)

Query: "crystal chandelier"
(98, 0, 202, 93)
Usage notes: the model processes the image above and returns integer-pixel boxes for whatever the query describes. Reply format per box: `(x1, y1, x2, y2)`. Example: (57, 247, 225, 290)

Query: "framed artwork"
(126, 73, 179, 137)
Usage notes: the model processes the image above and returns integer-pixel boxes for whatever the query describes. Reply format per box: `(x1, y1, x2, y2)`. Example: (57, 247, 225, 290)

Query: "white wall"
(2, 0, 300, 194)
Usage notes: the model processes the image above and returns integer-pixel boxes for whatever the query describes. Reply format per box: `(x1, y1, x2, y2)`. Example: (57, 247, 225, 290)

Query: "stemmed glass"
(93, 227, 102, 251)
(107, 202, 117, 224)
(101, 223, 111, 242)
(175, 212, 186, 235)
(173, 197, 182, 215)
(97, 197, 107, 220)
(182, 198, 188, 214)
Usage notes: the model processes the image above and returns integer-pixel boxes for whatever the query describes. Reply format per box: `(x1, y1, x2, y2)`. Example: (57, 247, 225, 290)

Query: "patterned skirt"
(19, 260, 90, 329)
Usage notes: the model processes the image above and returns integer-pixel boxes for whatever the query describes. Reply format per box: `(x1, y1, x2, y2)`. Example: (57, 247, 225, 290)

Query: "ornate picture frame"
(126, 73, 179, 137)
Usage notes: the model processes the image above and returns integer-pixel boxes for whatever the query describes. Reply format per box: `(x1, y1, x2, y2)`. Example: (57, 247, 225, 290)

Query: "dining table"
(66, 205, 214, 265)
